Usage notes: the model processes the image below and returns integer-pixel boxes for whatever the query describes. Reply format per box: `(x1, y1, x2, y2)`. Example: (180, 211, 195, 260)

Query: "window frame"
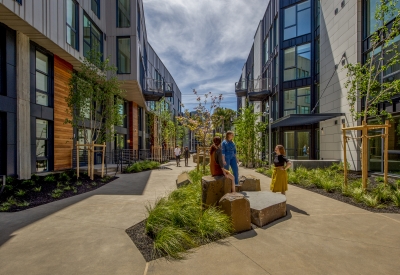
(117, 0, 131, 28)
(283, 87, 311, 116)
(35, 50, 50, 107)
(66, 0, 79, 50)
(83, 13, 103, 59)
(283, 43, 311, 82)
(283, 0, 311, 41)
(36, 119, 49, 172)
(91, 0, 100, 19)
(116, 36, 131, 74)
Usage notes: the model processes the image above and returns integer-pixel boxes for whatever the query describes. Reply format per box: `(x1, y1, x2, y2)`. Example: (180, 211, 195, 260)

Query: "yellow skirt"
(270, 167, 288, 193)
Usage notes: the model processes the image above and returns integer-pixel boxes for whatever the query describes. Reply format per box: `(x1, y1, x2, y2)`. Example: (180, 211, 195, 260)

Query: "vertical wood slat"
(54, 55, 73, 171)
(384, 120, 389, 185)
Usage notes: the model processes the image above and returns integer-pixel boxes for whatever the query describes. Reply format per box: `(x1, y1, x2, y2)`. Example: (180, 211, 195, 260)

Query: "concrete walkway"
(1, 160, 400, 275)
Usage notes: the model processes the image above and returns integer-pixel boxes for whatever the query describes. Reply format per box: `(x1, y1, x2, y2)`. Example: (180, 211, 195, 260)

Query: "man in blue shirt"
(221, 131, 239, 185)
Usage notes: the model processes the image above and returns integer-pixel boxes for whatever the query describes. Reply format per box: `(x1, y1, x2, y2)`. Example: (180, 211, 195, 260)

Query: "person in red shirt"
(210, 136, 235, 193)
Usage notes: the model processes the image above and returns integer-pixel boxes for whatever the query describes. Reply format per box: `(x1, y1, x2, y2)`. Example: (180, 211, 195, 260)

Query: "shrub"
(72, 187, 78, 194)
(15, 189, 26, 197)
(321, 180, 338, 193)
(392, 191, 400, 207)
(32, 186, 42, 192)
(375, 176, 384, 183)
(6, 176, 15, 185)
(31, 174, 39, 181)
(16, 201, 29, 207)
(125, 160, 161, 173)
(91, 182, 97, 186)
(59, 172, 71, 182)
(75, 181, 82, 186)
(362, 194, 382, 208)
(44, 174, 55, 182)
(6, 196, 17, 205)
(63, 185, 72, 191)
(373, 184, 392, 203)
(22, 179, 35, 186)
(0, 202, 12, 211)
(51, 189, 63, 199)
(153, 226, 195, 259)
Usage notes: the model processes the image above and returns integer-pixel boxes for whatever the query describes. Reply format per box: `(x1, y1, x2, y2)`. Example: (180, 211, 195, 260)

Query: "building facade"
(235, 0, 400, 174)
(0, 0, 182, 178)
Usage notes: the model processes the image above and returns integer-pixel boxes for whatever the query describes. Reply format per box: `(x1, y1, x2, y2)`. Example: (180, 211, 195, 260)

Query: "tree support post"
(362, 121, 368, 189)
(342, 123, 348, 187)
(384, 120, 389, 185)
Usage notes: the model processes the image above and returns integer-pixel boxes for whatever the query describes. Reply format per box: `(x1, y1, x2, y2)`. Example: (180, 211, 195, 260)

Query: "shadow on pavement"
(0, 170, 152, 247)
(260, 204, 309, 230)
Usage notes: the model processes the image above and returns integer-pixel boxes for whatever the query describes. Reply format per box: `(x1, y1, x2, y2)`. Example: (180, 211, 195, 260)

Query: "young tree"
(65, 48, 125, 145)
(344, 0, 400, 187)
(212, 107, 236, 134)
(177, 89, 223, 171)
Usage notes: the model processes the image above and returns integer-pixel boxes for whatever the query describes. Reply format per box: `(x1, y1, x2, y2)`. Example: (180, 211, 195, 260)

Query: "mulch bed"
(125, 220, 160, 262)
(0, 173, 117, 212)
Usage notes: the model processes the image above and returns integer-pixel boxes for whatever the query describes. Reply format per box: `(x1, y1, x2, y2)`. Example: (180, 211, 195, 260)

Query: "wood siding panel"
(54, 55, 73, 170)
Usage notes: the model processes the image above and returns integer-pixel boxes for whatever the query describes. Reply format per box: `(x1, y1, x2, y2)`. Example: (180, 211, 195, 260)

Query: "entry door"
(0, 112, 6, 175)
(297, 131, 311, 160)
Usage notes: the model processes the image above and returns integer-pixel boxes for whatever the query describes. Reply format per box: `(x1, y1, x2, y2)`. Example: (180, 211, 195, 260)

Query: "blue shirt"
(222, 140, 237, 156)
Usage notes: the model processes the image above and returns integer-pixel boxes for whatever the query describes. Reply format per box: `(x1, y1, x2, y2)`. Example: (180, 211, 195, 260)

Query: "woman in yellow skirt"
(270, 145, 292, 195)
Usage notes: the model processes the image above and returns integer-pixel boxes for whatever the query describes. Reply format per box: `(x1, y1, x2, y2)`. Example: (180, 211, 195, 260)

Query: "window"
(91, 0, 100, 18)
(36, 51, 49, 106)
(284, 87, 311, 116)
(137, 3, 141, 39)
(117, 37, 131, 74)
(138, 107, 143, 131)
(36, 119, 48, 172)
(274, 56, 279, 86)
(365, 0, 400, 38)
(66, 0, 79, 50)
(315, 38, 320, 74)
(284, 0, 311, 40)
(117, 0, 131, 27)
(15, 0, 22, 5)
(284, 43, 311, 81)
(315, 0, 320, 28)
(83, 14, 103, 58)
(115, 134, 125, 149)
(264, 36, 269, 64)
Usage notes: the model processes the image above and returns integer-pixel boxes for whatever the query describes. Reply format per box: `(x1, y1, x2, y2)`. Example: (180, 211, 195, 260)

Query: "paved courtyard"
(1, 159, 400, 275)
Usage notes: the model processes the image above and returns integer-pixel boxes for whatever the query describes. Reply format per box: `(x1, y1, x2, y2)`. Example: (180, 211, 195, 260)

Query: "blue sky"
(143, 0, 267, 112)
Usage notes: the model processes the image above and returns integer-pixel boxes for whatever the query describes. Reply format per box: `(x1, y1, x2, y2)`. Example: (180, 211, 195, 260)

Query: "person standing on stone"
(183, 146, 190, 167)
(270, 145, 292, 195)
(174, 145, 181, 167)
(210, 136, 235, 193)
(222, 131, 239, 186)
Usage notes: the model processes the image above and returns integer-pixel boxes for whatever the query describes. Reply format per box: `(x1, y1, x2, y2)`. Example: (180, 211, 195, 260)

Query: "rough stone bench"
(219, 193, 251, 233)
(176, 172, 192, 188)
(241, 191, 286, 227)
(239, 175, 261, 191)
(201, 175, 231, 209)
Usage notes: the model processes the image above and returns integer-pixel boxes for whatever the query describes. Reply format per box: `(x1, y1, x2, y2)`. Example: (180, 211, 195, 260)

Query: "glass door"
(297, 131, 311, 160)
(284, 131, 295, 159)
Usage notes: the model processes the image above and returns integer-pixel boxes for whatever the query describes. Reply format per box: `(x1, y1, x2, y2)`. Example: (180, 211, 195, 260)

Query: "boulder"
(192, 154, 197, 163)
(219, 193, 251, 233)
(241, 191, 286, 227)
(234, 185, 242, 192)
(176, 172, 191, 188)
(239, 175, 261, 191)
(201, 176, 231, 209)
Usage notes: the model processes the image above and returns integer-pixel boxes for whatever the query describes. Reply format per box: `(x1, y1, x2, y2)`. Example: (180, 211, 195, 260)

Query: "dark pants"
(184, 157, 189, 166)
(176, 155, 180, 166)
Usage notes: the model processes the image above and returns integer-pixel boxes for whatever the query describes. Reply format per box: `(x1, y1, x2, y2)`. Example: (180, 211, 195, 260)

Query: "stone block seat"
(219, 193, 251, 233)
(239, 175, 261, 191)
(176, 172, 192, 188)
(241, 191, 286, 227)
(201, 176, 231, 209)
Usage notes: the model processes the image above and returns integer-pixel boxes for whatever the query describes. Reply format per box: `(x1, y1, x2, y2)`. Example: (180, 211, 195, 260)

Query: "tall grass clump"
(125, 160, 160, 173)
(145, 166, 232, 259)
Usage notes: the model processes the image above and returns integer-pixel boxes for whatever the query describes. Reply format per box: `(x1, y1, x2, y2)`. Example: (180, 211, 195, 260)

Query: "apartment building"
(235, 0, 400, 174)
(0, 0, 182, 178)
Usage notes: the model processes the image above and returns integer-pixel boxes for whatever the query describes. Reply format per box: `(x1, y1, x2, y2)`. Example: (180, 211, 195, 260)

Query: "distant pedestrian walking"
(184, 146, 190, 167)
(222, 131, 239, 186)
(270, 145, 292, 195)
(174, 146, 181, 167)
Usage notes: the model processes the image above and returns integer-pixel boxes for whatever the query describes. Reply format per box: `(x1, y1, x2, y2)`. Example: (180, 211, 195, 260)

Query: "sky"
(143, 0, 267, 112)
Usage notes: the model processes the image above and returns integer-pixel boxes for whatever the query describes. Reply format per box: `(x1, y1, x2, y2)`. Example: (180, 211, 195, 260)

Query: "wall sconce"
(127, 139, 131, 144)
(321, 127, 324, 135)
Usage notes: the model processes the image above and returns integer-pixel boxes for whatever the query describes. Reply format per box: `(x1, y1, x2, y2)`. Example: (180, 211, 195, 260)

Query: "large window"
(66, 0, 79, 50)
(117, 0, 131, 27)
(117, 37, 131, 74)
(83, 14, 103, 58)
(91, 0, 100, 18)
(284, 43, 311, 81)
(284, 0, 311, 40)
(284, 87, 311, 116)
(365, 0, 400, 38)
(36, 119, 48, 172)
(315, 0, 320, 28)
(263, 36, 269, 64)
(36, 51, 49, 106)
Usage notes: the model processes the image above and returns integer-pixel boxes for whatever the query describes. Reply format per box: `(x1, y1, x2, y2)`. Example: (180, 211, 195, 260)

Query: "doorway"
(283, 130, 311, 160)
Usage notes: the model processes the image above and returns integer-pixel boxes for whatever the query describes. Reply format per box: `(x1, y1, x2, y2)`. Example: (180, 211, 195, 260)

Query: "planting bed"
(0, 171, 116, 212)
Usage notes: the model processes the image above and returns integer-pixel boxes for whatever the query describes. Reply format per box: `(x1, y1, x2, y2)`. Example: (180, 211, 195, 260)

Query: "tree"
(344, 0, 400, 187)
(177, 89, 223, 171)
(234, 103, 267, 168)
(212, 107, 236, 134)
(65, 48, 125, 145)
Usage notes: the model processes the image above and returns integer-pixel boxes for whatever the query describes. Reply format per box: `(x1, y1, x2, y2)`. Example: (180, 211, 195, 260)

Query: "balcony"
(143, 78, 174, 101)
(235, 80, 247, 97)
(247, 78, 271, 101)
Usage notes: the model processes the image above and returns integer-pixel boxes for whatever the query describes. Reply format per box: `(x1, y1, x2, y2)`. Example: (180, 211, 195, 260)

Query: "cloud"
(143, 0, 268, 110)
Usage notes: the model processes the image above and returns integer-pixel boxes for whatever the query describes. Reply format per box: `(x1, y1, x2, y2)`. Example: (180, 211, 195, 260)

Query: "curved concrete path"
(1, 161, 400, 275)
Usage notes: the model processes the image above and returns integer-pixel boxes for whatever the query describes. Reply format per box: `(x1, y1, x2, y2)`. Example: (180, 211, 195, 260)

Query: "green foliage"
(125, 161, 160, 173)
(375, 176, 384, 183)
(392, 191, 400, 207)
(0, 202, 11, 211)
(22, 179, 35, 186)
(51, 189, 64, 199)
(59, 172, 71, 182)
(63, 185, 72, 191)
(212, 107, 236, 133)
(373, 183, 392, 202)
(32, 186, 42, 192)
(44, 174, 56, 182)
(31, 174, 39, 181)
(65, 47, 125, 144)
(6, 176, 15, 185)
(234, 103, 267, 168)
(16, 201, 30, 207)
(91, 182, 97, 186)
(15, 189, 26, 197)
(101, 176, 111, 182)
(344, 1, 400, 122)
(145, 168, 232, 259)
(6, 196, 17, 205)
(362, 194, 382, 208)
(75, 181, 82, 186)
(72, 187, 78, 194)
(256, 166, 273, 177)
